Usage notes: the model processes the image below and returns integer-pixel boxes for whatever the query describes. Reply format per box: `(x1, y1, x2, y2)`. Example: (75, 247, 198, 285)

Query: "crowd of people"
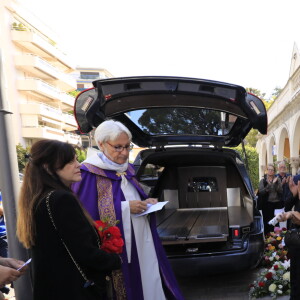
(258, 161, 300, 299)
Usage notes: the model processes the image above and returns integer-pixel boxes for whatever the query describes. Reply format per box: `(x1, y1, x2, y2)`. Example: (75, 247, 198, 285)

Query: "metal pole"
(0, 51, 33, 299)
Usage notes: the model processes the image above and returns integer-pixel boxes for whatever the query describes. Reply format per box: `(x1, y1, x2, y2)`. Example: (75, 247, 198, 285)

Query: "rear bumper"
(166, 222, 264, 277)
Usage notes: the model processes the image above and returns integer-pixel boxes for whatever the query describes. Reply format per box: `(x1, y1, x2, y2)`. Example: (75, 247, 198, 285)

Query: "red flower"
(274, 265, 279, 270)
(265, 272, 273, 280)
(258, 281, 265, 287)
(94, 220, 124, 254)
(94, 220, 106, 238)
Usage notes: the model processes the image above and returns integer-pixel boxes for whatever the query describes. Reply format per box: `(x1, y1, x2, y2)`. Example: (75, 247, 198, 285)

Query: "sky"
(21, 0, 300, 98)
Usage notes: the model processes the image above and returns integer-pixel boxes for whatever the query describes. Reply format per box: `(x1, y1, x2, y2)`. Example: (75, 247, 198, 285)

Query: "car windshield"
(126, 107, 238, 136)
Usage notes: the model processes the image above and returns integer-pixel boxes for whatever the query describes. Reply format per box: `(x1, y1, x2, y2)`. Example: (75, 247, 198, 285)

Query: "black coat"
(31, 190, 121, 300)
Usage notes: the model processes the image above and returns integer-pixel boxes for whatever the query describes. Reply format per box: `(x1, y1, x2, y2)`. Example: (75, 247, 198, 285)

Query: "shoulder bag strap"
(45, 191, 94, 288)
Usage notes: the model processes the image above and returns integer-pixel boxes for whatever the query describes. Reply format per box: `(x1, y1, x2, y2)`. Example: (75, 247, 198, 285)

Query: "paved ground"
(0, 288, 14, 300)
(3, 270, 291, 300)
(176, 267, 290, 300)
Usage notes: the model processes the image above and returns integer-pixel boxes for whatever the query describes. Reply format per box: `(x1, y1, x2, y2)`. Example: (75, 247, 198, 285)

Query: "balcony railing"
(65, 133, 81, 145)
(22, 126, 65, 141)
(18, 78, 62, 100)
(15, 54, 76, 91)
(20, 101, 63, 122)
(60, 93, 75, 107)
(11, 29, 75, 71)
(22, 126, 80, 145)
(63, 112, 77, 126)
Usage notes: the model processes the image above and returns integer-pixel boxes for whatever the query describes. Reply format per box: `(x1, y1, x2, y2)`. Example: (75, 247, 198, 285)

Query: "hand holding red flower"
(94, 220, 124, 254)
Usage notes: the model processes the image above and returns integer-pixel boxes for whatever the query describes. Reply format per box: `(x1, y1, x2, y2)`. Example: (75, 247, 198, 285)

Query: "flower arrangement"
(262, 228, 288, 268)
(249, 261, 290, 299)
(94, 219, 124, 254)
(249, 227, 291, 299)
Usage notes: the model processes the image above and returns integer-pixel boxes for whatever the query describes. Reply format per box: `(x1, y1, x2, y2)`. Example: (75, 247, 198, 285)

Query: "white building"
(0, 0, 80, 147)
(73, 67, 113, 91)
(257, 43, 300, 177)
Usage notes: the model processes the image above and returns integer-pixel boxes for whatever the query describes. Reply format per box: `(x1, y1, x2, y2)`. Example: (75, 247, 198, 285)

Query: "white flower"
(278, 290, 283, 294)
(283, 271, 290, 281)
(269, 257, 274, 261)
(269, 283, 277, 292)
(281, 260, 290, 270)
(270, 269, 276, 275)
(278, 285, 283, 289)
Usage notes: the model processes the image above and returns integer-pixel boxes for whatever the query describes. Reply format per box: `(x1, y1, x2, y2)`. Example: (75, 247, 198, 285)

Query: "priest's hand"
(129, 200, 147, 214)
(145, 198, 158, 205)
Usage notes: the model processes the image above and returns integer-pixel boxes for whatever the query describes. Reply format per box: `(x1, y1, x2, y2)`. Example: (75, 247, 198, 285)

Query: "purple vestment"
(72, 163, 184, 300)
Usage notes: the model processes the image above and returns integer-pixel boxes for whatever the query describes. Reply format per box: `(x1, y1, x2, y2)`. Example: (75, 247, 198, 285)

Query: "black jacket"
(31, 190, 121, 300)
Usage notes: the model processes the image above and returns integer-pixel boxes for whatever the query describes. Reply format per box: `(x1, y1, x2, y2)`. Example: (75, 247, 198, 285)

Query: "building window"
(80, 72, 100, 80)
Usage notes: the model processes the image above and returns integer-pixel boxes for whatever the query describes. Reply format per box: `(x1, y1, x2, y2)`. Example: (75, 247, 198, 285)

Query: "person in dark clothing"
(284, 175, 300, 211)
(0, 196, 7, 258)
(276, 161, 292, 228)
(277, 175, 300, 300)
(276, 161, 292, 205)
(258, 163, 283, 234)
(16, 139, 121, 300)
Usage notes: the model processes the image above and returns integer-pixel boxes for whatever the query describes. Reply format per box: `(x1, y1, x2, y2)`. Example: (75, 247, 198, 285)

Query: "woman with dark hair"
(16, 139, 121, 300)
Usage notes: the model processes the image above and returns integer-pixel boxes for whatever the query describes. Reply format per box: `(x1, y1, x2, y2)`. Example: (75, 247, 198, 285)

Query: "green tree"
(246, 87, 266, 100)
(270, 86, 282, 100)
(262, 99, 274, 110)
(75, 148, 87, 163)
(138, 108, 229, 136)
(66, 91, 80, 114)
(68, 90, 80, 97)
(245, 129, 258, 148)
(245, 87, 273, 109)
(16, 143, 30, 172)
(244, 87, 272, 147)
(234, 145, 259, 191)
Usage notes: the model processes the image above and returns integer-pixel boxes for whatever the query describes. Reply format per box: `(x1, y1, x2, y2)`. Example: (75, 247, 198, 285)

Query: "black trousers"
(261, 201, 283, 234)
(0, 237, 8, 257)
(288, 246, 300, 299)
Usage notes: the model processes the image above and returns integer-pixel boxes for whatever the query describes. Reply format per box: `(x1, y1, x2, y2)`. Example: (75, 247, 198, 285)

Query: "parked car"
(74, 76, 267, 276)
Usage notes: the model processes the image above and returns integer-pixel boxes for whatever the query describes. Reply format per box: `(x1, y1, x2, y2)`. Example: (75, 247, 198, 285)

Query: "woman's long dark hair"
(17, 139, 83, 248)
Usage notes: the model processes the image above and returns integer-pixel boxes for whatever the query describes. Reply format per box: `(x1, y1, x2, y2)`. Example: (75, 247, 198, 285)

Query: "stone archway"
(289, 115, 300, 174)
(267, 136, 276, 165)
(254, 44, 300, 178)
(259, 141, 267, 178)
(277, 127, 290, 162)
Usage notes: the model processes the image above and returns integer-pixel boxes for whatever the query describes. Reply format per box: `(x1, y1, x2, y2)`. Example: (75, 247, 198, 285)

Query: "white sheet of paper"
(275, 208, 286, 229)
(134, 201, 169, 217)
(274, 208, 285, 216)
(17, 258, 32, 271)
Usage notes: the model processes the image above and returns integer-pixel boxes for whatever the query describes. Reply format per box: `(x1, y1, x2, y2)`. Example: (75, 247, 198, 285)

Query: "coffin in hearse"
(74, 76, 267, 275)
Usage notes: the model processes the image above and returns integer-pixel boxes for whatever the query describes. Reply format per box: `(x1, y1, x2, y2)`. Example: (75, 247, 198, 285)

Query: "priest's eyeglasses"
(106, 142, 133, 152)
